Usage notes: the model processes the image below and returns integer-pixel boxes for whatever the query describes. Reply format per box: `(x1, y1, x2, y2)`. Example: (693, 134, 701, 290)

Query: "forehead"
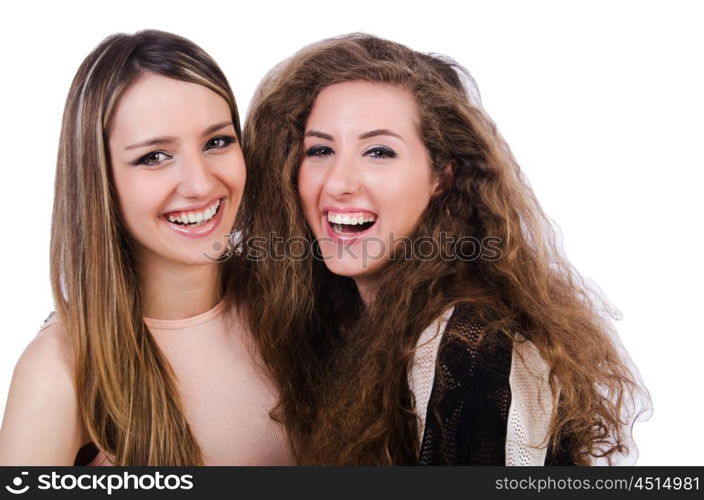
(307, 81, 418, 132)
(108, 73, 231, 142)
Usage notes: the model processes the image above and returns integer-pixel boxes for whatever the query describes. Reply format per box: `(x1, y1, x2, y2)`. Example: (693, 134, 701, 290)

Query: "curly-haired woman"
(237, 33, 651, 465)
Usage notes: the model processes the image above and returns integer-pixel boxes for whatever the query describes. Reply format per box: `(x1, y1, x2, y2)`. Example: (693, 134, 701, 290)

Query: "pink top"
(41, 301, 294, 465)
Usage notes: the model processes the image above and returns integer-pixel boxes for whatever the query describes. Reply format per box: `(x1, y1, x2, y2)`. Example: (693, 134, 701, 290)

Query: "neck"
(354, 277, 376, 308)
(137, 253, 222, 320)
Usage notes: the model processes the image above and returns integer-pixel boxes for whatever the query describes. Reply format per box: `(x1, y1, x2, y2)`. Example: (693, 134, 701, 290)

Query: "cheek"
(112, 172, 141, 221)
(220, 150, 247, 190)
(112, 170, 165, 226)
(406, 184, 434, 217)
(378, 172, 434, 234)
(120, 187, 157, 228)
(115, 194, 154, 247)
(223, 162, 246, 194)
(297, 167, 321, 223)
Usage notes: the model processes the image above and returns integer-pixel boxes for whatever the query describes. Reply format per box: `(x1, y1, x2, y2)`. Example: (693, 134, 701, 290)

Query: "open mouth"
(326, 211, 377, 235)
(164, 199, 222, 228)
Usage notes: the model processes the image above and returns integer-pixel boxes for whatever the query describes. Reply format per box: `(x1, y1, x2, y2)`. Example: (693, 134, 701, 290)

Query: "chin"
(168, 246, 225, 266)
(323, 258, 378, 280)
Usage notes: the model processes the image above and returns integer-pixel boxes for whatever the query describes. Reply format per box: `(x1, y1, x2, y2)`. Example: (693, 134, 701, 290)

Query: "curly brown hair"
(232, 33, 649, 465)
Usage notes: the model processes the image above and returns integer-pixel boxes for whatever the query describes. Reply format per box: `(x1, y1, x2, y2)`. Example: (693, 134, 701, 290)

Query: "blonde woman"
(0, 30, 293, 465)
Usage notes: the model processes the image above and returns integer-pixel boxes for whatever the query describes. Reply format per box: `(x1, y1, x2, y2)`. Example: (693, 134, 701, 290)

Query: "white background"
(0, 0, 701, 465)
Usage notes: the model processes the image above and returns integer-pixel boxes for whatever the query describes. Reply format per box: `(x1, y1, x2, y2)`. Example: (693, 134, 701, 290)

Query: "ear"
(431, 160, 456, 198)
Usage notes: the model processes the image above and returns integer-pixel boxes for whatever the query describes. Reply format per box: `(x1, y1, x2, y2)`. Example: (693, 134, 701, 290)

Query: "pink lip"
(161, 198, 226, 239)
(322, 206, 377, 217)
(322, 212, 378, 244)
(163, 196, 223, 217)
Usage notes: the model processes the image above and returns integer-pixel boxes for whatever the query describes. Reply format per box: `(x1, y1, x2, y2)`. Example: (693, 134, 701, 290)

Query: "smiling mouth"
(326, 211, 377, 235)
(164, 199, 222, 228)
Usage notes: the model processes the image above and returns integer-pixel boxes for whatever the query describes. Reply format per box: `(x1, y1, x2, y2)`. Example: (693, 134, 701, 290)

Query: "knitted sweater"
(409, 304, 557, 465)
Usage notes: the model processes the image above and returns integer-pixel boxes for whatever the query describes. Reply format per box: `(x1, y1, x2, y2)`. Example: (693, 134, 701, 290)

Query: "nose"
(323, 154, 362, 199)
(177, 153, 216, 199)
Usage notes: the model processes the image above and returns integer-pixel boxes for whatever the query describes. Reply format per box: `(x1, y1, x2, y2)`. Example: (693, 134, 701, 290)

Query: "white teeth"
(166, 199, 221, 226)
(327, 212, 377, 225)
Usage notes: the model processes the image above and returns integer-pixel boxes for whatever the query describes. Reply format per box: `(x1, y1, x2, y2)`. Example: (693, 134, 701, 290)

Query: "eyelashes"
(304, 145, 334, 157)
(364, 146, 397, 159)
(303, 145, 398, 160)
(203, 135, 236, 151)
(131, 151, 171, 167)
(130, 135, 237, 167)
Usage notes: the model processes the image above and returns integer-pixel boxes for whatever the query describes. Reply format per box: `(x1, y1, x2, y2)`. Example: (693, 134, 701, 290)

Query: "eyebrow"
(359, 129, 404, 142)
(124, 120, 235, 150)
(304, 130, 333, 141)
(125, 136, 177, 151)
(304, 128, 405, 142)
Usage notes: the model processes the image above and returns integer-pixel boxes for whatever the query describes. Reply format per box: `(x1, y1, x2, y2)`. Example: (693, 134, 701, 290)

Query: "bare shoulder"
(0, 315, 84, 465)
(19, 315, 75, 378)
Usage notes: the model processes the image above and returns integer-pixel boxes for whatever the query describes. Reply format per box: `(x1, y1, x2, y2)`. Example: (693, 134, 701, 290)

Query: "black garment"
(418, 304, 573, 465)
(74, 442, 99, 466)
(418, 304, 512, 465)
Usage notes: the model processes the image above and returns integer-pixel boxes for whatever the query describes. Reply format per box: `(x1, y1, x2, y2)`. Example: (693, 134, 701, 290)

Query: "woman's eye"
(133, 151, 171, 167)
(364, 146, 397, 159)
(204, 135, 236, 151)
(304, 145, 334, 157)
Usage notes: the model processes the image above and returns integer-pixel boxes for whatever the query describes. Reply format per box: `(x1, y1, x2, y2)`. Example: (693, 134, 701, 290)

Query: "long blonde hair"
(51, 30, 241, 465)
